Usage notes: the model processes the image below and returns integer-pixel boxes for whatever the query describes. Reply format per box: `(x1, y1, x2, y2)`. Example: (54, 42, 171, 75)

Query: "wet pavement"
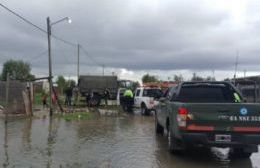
(0, 110, 260, 168)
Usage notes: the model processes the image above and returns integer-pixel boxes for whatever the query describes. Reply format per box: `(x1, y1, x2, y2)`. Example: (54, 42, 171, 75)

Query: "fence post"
(30, 82, 33, 116)
(5, 73, 10, 124)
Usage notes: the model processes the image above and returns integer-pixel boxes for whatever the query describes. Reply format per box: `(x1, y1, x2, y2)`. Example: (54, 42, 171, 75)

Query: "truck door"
(134, 89, 141, 108)
(158, 87, 177, 127)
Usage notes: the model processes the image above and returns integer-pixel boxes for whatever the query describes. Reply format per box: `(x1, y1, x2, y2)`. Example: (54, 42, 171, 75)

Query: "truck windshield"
(175, 85, 240, 103)
(143, 89, 162, 98)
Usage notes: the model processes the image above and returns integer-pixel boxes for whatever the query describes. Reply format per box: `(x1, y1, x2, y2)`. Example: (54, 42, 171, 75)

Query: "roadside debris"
(0, 105, 4, 113)
(98, 109, 119, 116)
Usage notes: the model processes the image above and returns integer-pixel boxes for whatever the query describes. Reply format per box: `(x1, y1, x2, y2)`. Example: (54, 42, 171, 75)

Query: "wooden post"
(23, 82, 33, 116)
(22, 90, 30, 116)
(5, 73, 10, 124)
(30, 83, 34, 116)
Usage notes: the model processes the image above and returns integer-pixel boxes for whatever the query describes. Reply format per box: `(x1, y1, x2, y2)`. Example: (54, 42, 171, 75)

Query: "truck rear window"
(143, 89, 162, 98)
(176, 85, 238, 103)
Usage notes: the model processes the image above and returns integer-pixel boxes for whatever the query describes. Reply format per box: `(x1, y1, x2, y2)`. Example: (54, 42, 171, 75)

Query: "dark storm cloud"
(1, 0, 260, 77)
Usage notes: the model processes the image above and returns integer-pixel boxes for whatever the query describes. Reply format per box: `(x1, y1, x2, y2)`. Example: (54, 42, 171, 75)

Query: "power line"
(0, 3, 46, 33)
(0, 3, 77, 47)
(52, 35, 77, 47)
(26, 50, 48, 63)
(0, 3, 107, 76)
(80, 45, 103, 67)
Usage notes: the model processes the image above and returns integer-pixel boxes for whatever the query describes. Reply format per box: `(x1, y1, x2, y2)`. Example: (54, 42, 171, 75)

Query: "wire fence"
(0, 80, 28, 114)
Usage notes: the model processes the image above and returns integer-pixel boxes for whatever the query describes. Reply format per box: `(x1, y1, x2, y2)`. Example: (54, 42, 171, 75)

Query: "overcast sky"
(1, 0, 260, 81)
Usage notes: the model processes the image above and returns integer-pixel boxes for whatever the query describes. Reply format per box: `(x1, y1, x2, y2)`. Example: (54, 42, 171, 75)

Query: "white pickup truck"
(134, 87, 162, 115)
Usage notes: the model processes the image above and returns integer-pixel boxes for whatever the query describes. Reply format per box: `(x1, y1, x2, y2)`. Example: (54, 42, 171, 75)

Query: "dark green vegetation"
(56, 75, 76, 94)
(34, 92, 43, 106)
(142, 74, 158, 83)
(1, 60, 35, 81)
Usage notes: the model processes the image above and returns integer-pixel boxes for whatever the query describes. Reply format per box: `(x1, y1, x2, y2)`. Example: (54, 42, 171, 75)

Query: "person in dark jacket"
(104, 88, 109, 106)
(65, 87, 73, 106)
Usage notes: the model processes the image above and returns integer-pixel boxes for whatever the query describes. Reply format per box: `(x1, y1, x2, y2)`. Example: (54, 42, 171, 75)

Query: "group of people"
(41, 85, 135, 108)
(65, 86, 79, 107)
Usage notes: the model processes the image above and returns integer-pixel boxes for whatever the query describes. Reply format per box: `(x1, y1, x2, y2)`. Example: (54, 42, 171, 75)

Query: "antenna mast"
(234, 51, 239, 85)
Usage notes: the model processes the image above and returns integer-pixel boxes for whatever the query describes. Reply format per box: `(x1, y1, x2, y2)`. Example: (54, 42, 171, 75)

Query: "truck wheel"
(231, 148, 252, 158)
(155, 115, 164, 134)
(145, 109, 151, 116)
(168, 129, 182, 154)
(141, 104, 146, 115)
(141, 104, 150, 116)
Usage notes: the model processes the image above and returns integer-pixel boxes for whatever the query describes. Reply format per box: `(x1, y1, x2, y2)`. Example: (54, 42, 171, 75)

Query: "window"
(173, 84, 236, 103)
(136, 89, 141, 97)
(143, 89, 162, 98)
(167, 87, 177, 100)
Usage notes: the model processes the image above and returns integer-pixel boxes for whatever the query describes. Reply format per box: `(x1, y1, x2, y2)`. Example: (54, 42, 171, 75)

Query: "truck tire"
(141, 104, 146, 115)
(155, 114, 164, 134)
(168, 128, 182, 154)
(231, 148, 252, 158)
(141, 104, 150, 115)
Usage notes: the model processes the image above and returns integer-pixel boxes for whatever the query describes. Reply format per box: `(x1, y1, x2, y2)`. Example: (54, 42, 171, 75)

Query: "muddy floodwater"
(0, 111, 260, 168)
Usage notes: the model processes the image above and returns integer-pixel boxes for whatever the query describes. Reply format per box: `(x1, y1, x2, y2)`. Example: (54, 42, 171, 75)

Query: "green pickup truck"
(155, 81, 260, 157)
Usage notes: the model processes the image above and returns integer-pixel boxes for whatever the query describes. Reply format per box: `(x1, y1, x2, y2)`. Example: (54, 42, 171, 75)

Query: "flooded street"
(0, 111, 260, 168)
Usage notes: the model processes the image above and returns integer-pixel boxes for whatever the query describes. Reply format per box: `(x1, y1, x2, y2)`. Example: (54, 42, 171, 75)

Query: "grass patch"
(0, 101, 6, 107)
(55, 112, 92, 121)
(34, 92, 43, 106)
(34, 92, 65, 106)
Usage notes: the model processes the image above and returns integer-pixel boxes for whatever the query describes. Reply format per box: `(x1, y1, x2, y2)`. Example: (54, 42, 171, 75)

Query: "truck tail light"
(233, 127, 260, 132)
(177, 107, 188, 128)
(187, 124, 214, 131)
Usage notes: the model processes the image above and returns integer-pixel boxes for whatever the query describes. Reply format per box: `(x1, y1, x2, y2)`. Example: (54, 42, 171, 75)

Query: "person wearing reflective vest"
(124, 89, 133, 98)
(122, 88, 134, 112)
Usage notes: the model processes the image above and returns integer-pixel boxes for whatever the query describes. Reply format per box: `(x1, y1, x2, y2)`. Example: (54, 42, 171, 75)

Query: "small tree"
(1, 59, 35, 81)
(56, 75, 66, 94)
(206, 76, 216, 81)
(131, 81, 140, 91)
(191, 73, 204, 81)
(174, 74, 183, 83)
(142, 74, 158, 83)
(66, 79, 76, 88)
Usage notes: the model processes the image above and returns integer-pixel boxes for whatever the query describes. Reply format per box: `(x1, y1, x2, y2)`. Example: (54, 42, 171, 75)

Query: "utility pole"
(102, 64, 105, 76)
(5, 73, 9, 124)
(212, 70, 215, 81)
(244, 70, 247, 78)
(47, 17, 53, 116)
(233, 51, 239, 85)
(46, 16, 71, 116)
(77, 44, 80, 82)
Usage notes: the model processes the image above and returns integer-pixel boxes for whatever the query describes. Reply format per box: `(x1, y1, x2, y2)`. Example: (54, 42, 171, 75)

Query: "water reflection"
(46, 117, 59, 168)
(154, 131, 253, 168)
(21, 118, 32, 151)
(3, 122, 9, 168)
(0, 113, 257, 168)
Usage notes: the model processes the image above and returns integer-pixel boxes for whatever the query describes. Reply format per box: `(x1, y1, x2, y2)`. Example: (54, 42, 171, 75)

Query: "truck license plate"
(215, 134, 231, 142)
